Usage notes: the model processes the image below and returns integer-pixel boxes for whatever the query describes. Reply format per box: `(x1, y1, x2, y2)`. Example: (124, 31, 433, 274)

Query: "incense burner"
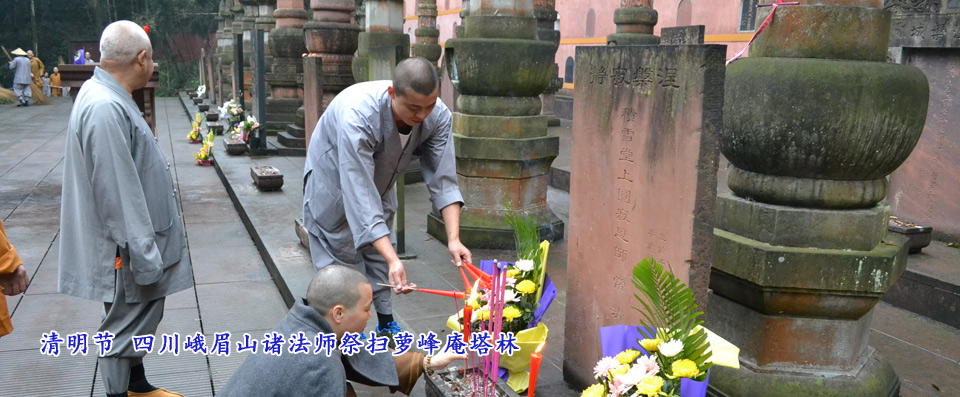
(425, 367, 521, 397)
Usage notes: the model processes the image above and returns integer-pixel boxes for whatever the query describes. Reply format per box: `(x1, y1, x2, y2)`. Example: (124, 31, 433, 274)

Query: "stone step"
(882, 240, 960, 330)
(286, 124, 305, 139)
(277, 131, 306, 149)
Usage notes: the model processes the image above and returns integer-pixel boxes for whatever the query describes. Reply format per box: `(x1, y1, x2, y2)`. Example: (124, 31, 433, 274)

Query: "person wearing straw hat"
(6, 48, 32, 106)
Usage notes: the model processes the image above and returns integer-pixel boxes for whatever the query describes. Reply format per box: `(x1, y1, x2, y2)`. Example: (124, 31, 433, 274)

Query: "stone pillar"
(217, 1, 238, 101)
(429, 0, 562, 249)
(254, 0, 277, 70)
(606, 0, 659, 46)
(412, 0, 441, 66)
(534, 0, 560, 126)
(303, 0, 360, 146)
(352, 0, 409, 82)
(455, 0, 469, 38)
(355, 0, 366, 29)
(707, 1, 929, 396)
(268, 0, 308, 148)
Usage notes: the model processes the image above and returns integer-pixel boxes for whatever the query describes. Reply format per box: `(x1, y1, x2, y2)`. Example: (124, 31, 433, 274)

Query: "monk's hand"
(429, 351, 468, 371)
(0, 265, 29, 296)
(448, 239, 472, 268)
(388, 260, 415, 294)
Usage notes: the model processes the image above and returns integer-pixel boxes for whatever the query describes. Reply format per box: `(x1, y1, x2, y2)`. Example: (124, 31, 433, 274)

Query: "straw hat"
(11, 48, 27, 56)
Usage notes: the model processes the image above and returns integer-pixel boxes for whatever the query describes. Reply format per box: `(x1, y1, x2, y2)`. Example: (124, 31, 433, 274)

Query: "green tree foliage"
(0, 0, 217, 95)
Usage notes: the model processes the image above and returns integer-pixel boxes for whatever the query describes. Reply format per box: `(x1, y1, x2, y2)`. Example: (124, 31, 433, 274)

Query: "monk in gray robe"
(59, 20, 191, 397)
(303, 57, 471, 339)
(6, 48, 32, 106)
(219, 265, 466, 397)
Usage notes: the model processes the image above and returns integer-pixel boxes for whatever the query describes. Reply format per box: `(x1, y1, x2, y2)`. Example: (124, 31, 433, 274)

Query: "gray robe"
(7, 56, 31, 85)
(58, 67, 193, 303)
(302, 80, 462, 266)
(218, 300, 400, 397)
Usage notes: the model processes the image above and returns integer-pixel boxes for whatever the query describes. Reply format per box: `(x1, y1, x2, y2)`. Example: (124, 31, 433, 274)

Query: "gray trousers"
(13, 83, 30, 103)
(98, 269, 165, 394)
(308, 231, 393, 315)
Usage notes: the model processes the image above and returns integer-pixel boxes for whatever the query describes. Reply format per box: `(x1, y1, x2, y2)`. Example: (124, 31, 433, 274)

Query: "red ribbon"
(726, 2, 800, 66)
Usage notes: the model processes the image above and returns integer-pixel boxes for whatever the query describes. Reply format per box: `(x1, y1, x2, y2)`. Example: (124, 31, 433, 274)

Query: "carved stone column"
(267, 0, 307, 148)
(431, 0, 562, 248)
(303, 0, 360, 146)
(606, 0, 659, 45)
(708, 1, 928, 395)
(352, 0, 409, 82)
(412, 0, 442, 67)
(534, 0, 561, 126)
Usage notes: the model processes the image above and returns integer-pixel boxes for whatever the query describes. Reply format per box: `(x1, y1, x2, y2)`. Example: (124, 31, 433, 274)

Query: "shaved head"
(393, 57, 439, 97)
(100, 20, 152, 64)
(306, 265, 369, 315)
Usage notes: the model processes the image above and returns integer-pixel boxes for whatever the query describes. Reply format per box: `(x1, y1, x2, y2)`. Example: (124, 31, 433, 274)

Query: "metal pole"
(251, 29, 267, 152)
(234, 33, 244, 104)
(369, 46, 415, 259)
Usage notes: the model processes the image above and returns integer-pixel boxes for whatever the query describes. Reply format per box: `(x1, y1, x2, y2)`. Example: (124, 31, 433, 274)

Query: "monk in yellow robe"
(50, 67, 62, 97)
(26, 50, 50, 104)
(0, 218, 29, 338)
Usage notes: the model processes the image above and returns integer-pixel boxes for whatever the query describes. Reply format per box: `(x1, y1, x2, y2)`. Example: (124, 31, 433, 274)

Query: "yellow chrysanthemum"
(468, 300, 481, 310)
(671, 359, 700, 379)
(639, 338, 662, 353)
(516, 279, 537, 294)
(581, 383, 605, 397)
(475, 308, 491, 321)
(609, 364, 630, 378)
(502, 306, 522, 321)
(506, 269, 520, 279)
(616, 349, 641, 365)
(635, 376, 665, 396)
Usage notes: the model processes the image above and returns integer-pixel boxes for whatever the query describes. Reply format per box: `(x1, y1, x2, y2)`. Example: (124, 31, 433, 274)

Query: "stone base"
(707, 349, 899, 397)
(427, 210, 563, 249)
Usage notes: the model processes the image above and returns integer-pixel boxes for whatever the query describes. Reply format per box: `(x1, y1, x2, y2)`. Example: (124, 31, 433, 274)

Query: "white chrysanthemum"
(658, 339, 684, 357)
(516, 259, 535, 272)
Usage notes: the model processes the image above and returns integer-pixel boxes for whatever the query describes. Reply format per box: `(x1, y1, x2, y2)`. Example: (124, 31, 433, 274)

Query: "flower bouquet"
(446, 208, 557, 393)
(195, 131, 215, 166)
(219, 99, 244, 127)
(187, 112, 203, 143)
(230, 114, 260, 144)
(584, 258, 740, 397)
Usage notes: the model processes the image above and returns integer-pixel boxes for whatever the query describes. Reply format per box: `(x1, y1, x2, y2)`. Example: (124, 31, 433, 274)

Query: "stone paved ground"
(0, 97, 287, 396)
(1, 97, 958, 396)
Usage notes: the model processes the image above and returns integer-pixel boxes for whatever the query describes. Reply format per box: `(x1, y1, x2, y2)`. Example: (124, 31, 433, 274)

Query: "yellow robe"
(30, 57, 45, 86)
(0, 219, 24, 337)
(50, 73, 62, 97)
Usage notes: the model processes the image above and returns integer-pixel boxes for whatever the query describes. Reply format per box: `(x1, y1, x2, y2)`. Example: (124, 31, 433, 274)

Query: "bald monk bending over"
(303, 57, 472, 342)
(219, 265, 465, 396)
(59, 20, 192, 397)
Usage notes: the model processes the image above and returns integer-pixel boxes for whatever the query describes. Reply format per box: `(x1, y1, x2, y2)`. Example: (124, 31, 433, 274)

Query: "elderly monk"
(6, 48, 32, 106)
(0, 218, 30, 338)
(303, 57, 471, 342)
(59, 20, 191, 397)
(219, 265, 466, 396)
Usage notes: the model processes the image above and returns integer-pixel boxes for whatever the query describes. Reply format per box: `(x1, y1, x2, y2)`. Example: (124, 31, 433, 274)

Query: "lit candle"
(463, 305, 473, 343)
(529, 341, 545, 397)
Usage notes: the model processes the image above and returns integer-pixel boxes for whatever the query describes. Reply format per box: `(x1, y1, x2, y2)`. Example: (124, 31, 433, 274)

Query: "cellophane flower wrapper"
(599, 325, 709, 397)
